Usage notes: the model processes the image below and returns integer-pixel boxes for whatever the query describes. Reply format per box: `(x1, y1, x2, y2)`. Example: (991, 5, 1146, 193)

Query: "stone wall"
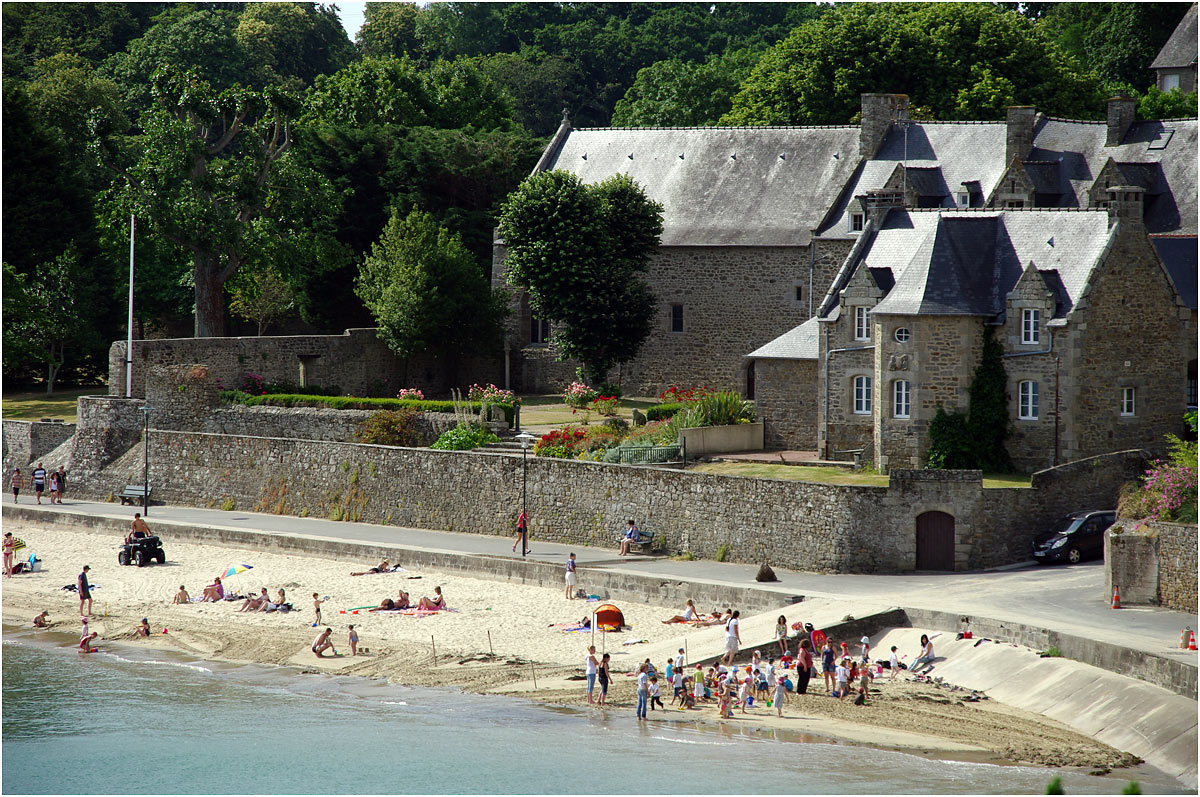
(754, 359, 817, 449)
(110, 328, 502, 400)
(1107, 519, 1198, 614)
(499, 241, 854, 396)
(71, 396, 147, 486)
(2, 420, 75, 476)
(71, 425, 1140, 573)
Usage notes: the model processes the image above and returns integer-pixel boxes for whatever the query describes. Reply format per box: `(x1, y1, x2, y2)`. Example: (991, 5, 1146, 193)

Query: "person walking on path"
(635, 663, 649, 720)
(564, 552, 577, 599)
(10, 468, 22, 503)
(585, 645, 599, 703)
(78, 565, 93, 616)
(48, 469, 61, 504)
(56, 466, 67, 502)
(512, 510, 529, 554)
(721, 610, 741, 666)
(32, 462, 46, 504)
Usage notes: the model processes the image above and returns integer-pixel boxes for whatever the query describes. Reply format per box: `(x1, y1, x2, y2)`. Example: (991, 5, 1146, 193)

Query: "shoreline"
(0, 519, 1151, 780)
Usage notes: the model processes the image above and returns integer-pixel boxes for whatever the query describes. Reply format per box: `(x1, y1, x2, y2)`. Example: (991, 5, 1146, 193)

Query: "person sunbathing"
(172, 585, 190, 604)
(265, 588, 288, 612)
(200, 577, 224, 602)
(417, 586, 445, 611)
(350, 560, 391, 576)
(238, 588, 269, 612)
(368, 589, 410, 612)
(662, 599, 698, 624)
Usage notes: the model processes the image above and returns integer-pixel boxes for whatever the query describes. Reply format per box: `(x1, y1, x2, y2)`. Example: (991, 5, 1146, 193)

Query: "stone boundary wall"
(1106, 519, 1199, 614)
(71, 427, 1141, 573)
(110, 328, 501, 400)
(2, 420, 75, 475)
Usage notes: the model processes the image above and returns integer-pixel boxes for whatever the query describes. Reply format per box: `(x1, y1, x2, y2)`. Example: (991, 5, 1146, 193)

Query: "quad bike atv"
(118, 535, 167, 567)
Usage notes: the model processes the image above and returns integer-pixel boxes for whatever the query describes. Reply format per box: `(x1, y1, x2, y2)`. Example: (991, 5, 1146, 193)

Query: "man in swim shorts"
(78, 565, 92, 616)
(313, 627, 334, 657)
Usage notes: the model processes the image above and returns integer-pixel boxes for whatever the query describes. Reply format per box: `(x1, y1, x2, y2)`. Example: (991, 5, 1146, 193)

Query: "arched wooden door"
(915, 511, 955, 571)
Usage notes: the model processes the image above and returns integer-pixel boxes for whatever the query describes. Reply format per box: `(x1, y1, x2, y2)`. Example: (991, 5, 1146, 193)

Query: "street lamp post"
(516, 432, 536, 557)
(141, 405, 152, 516)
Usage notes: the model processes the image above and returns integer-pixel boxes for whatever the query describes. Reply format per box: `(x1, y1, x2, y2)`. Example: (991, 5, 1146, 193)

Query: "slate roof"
(819, 122, 1008, 233)
(542, 126, 861, 247)
(860, 210, 1113, 317)
(747, 318, 820, 360)
(1029, 118, 1197, 234)
(1150, 4, 1197, 69)
(1152, 235, 1198, 310)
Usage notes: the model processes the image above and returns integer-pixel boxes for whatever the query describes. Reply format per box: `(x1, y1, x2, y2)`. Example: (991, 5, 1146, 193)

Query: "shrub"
(715, 544, 729, 562)
(658, 384, 712, 403)
(395, 388, 425, 400)
(597, 382, 623, 400)
(535, 426, 588, 458)
(563, 381, 598, 409)
(602, 417, 630, 434)
(690, 391, 754, 426)
(240, 372, 266, 394)
(217, 391, 514, 424)
(356, 409, 422, 447)
(591, 395, 620, 417)
(468, 383, 520, 406)
(925, 407, 974, 469)
(430, 423, 500, 451)
(646, 403, 685, 421)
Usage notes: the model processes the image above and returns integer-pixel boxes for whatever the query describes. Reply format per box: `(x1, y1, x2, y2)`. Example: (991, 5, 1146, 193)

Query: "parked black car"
(1032, 510, 1116, 564)
(118, 535, 166, 567)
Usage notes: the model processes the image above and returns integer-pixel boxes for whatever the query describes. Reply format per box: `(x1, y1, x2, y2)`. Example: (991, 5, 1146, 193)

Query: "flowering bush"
(431, 423, 499, 451)
(395, 388, 426, 400)
(658, 384, 711, 403)
(534, 426, 588, 458)
(563, 381, 598, 409)
(1134, 460, 1197, 521)
(591, 395, 619, 417)
(468, 383, 519, 406)
(240, 372, 267, 395)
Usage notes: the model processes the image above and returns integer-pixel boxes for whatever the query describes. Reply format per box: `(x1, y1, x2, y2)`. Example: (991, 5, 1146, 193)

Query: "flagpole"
(126, 214, 135, 398)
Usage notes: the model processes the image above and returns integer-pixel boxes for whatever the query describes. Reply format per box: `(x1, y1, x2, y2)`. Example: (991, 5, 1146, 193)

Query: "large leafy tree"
(724, 3, 1106, 125)
(356, 209, 505, 370)
(93, 66, 345, 337)
(498, 171, 663, 384)
(612, 47, 763, 127)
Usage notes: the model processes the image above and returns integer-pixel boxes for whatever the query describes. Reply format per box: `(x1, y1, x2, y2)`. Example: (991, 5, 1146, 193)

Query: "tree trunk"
(194, 254, 227, 338)
(45, 341, 64, 395)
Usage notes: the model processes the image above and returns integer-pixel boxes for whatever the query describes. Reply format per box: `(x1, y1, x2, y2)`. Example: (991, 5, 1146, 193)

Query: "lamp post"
(141, 404, 152, 516)
(516, 432, 536, 557)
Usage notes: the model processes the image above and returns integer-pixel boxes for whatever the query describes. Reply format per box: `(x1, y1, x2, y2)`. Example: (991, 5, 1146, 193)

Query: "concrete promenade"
(7, 497, 1196, 668)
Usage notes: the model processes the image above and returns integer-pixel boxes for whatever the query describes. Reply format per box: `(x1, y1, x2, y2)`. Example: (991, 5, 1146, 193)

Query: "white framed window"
(1120, 387, 1136, 416)
(893, 380, 911, 419)
(957, 192, 970, 208)
(1021, 309, 1040, 345)
(854, 306, 870, 341)
(853, 375, 872, 415)
(849, 212, 865, 232)
(894, 327, 910, 343)
(1162, 73, 1181, 92)
(1019, 380, 1039, 420)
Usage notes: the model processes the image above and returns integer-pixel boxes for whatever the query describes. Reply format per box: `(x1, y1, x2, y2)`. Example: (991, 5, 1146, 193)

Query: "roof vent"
(678, 153, 684, 159)
(833, 152, 840, 159)
(1047, 237, 1054, 247)
(779, 153, 786, 160)
(730, 153, 737, 160)
(581, 153, 587, 160)
(627, 153, 634, 159)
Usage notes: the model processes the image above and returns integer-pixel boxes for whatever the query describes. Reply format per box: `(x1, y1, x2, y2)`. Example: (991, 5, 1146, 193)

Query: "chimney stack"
(1106, 94, 1136, 147)
(1105, 185, 1145, 229)
(859, 93, 909, 159)
(1005, 106, 1037, 165)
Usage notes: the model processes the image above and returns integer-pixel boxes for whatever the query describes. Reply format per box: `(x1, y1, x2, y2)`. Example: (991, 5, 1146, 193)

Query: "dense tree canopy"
(724, 3, 1107, 124)
(499, 171, 663, 384)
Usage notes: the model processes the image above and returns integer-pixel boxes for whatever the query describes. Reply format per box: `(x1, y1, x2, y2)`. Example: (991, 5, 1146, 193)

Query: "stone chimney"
(1106, 94, 1136, 146)
(1005, 106, 1036, 165)
(859, 93, 909, 158)
(1105, 185, 1145, 229)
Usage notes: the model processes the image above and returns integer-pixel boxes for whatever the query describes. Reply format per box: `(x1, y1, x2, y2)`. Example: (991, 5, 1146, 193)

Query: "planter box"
(678, 422, 764, 457)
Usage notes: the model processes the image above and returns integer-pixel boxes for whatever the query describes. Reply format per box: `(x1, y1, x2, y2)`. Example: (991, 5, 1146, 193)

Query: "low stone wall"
(679, 422, 763, 457)
(2, 419, 75, 475)
(71, 424, 1140, 573)
(1106, 519, 1198, 614)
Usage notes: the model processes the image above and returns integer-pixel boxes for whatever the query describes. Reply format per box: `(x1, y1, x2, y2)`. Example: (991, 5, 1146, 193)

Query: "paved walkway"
(9, 498, 1197, 669)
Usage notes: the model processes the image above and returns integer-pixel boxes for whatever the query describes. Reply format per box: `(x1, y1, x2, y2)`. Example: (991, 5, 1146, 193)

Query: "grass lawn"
(689, 461, 1032, 488)
(518, 394, 661, 427)
(2, 386, 103, 423)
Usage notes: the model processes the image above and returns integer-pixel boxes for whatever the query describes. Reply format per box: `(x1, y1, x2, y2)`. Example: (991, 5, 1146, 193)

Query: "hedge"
(646, 403, 685, 421)
(219, 391, 515, 425)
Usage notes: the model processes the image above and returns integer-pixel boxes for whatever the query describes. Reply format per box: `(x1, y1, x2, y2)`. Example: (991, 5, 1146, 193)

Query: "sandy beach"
(2, 519, 1140, 774)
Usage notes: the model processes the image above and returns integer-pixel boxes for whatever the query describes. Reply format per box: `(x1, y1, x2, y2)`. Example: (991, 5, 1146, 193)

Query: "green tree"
(356, 2, 422, 59)
(1133, 86, 1198, 120)
(1, 2, 167, 80)
(724, 3, 1106, 125)
(356, 209, 505, 372)
(1036, 3, 1190, 88)
(612, 47, 763, 127)
(227, 264, 296, 336)
(93, 66, 344, 337)
(234, 2, 355, 90)
(967, 328, 1013, 473)
(498, 171, 663, 384)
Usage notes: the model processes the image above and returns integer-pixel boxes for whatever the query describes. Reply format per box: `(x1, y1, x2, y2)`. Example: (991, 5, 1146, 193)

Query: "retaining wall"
(1106, 519, 1199, 614)
(2, 420, 75, 475)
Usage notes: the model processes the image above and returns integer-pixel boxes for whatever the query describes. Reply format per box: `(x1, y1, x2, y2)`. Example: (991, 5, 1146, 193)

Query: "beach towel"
(375, 607, 456, 617)
(620, 639, 649, 646)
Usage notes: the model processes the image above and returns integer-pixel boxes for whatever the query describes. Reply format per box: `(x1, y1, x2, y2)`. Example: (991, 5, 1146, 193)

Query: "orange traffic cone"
(1189, 631, 1197, 651)
(1181, 628, 1190, 649)
(1111, 585, 1121, 609)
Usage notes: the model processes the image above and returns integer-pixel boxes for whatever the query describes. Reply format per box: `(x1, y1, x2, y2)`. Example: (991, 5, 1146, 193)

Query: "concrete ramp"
(875, 627, 1198, 788)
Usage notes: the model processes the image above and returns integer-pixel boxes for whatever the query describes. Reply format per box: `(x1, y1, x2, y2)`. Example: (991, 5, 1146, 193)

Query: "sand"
(1, 519, 1140, 773)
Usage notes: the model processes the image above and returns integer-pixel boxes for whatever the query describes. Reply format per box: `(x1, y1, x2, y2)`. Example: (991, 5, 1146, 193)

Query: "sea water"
(2, 630, 1184, 795)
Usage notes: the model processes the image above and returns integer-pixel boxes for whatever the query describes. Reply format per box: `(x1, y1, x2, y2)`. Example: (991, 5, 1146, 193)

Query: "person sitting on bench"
(618, 519, 640, 556)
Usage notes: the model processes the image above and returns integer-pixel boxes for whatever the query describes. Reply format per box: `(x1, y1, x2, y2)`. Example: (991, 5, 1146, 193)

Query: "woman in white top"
(585, 645, 599, 704)
(661, 599, 697, 624)
(913, 634, 935, 673)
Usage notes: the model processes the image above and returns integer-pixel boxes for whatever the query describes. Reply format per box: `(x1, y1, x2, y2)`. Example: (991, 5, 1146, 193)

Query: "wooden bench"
(620, 528, 660, 554)
(834, 448, 867, 468)
(118, 485, 151, 506)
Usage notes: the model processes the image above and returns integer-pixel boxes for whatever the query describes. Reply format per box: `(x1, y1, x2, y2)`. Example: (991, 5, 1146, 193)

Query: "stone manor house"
(494, 92, 1198, 472)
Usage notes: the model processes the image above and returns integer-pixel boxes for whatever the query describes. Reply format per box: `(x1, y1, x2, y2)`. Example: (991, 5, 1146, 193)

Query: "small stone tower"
(859, 93, 909, 158)
(1005, 106, 1037, 165)
(1106, 94, 1137, 146)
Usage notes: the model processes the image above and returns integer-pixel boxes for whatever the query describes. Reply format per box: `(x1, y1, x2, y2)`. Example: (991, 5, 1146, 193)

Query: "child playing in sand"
(648, 676, 663, 711)
(33, 610, 50, 628)
(80, 619, 98, 652)
(172, 585, 190, 604)
(717, 681, 733, 719)
(348, 625, 359, 656)
(835, 658, 850, 699)
(137, 618, 151, 637)
(774, 671, 788, 716)
(312, 593, 326, 626)
(860, 635, 871, 663)
(737, 672, 752, 712)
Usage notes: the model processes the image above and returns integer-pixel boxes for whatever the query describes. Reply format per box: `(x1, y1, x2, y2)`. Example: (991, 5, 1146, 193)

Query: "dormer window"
(854, 306, 870, 341)
(849, 212, 865, 232)
(1021, 309, 1040, 345)
(957, 192, 970, 208)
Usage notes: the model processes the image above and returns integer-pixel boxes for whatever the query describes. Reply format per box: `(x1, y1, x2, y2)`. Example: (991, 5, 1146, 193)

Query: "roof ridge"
(904, 206, 1108, 213)
(573, 124, 859, 132)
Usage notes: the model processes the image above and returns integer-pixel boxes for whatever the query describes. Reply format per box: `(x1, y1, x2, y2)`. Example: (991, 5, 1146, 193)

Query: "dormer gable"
(987, 158, 1036, 209)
